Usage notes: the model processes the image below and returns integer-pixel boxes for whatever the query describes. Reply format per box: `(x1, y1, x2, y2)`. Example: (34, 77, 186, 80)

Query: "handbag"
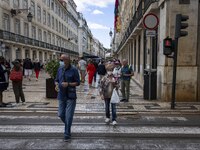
(9, 69, 23, 81)
(110, 88, 120, 104)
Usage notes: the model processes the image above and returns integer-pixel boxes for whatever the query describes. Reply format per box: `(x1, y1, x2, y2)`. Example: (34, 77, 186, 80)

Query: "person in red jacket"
(86, 59, 96, 88)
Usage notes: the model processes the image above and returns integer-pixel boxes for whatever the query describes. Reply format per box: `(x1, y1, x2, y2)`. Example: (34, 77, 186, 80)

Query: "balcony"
(0, 29, 78, 56)
(117, 0, 157, 52)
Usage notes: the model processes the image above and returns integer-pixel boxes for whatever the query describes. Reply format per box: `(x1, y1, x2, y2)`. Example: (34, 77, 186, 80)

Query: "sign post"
(143, 13, 159, 100)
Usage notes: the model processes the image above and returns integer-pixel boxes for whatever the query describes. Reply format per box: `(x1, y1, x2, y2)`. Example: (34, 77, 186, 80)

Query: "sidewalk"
(1, 71, 200, 115)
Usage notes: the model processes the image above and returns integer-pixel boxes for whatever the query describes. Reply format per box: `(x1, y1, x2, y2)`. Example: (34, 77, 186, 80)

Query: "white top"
(78, 59, 87, 71)
(113, 67, 121, 78)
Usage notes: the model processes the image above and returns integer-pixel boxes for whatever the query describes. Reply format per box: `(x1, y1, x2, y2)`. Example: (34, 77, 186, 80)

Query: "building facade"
(114, 0, 200, 102)
(0, 0, 79, 63)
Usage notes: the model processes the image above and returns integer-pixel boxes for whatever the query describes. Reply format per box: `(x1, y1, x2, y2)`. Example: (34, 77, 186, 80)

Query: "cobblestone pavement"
(1, 70, 200, 115)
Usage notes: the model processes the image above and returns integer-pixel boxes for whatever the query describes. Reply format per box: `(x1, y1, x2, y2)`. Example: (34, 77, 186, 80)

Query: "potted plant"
(45, 59, 60, 98)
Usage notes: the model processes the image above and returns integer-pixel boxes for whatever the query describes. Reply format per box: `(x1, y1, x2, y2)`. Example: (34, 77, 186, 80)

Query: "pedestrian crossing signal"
(163, 37, 173, 56)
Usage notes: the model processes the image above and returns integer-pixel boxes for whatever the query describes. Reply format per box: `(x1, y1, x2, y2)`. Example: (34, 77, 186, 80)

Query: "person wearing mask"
(120, 59, 134, 102)
(0, 56, 9, 107)
(10, 60, 25, 106)
(78, 57, 87, 83)
(99, 63, 119, 126)
(113, 60, 121, 82)
(55, 54, 80, 142)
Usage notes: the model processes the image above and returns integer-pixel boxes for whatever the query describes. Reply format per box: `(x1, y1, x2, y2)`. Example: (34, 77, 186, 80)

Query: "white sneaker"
(12, 103, 20, 106)
(105, 118, 110, 124)
(22, 102, 26, 105)
(112, 121, 117, 126)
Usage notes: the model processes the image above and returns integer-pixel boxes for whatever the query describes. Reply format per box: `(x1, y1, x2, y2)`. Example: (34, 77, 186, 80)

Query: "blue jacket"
(55, 65, 80, 100)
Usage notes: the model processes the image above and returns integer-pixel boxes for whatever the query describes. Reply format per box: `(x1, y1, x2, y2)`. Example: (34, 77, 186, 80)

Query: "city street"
(0, 71, 200, 150)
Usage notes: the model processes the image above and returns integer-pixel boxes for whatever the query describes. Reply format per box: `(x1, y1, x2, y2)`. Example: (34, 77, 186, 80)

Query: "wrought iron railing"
(117, 0, 157, 52)
(0, 29, 78, 55)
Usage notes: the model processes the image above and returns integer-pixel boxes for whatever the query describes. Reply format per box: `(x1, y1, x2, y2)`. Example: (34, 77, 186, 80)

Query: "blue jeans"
(105, 98, 117, 121)
(58, 97, 76, 138)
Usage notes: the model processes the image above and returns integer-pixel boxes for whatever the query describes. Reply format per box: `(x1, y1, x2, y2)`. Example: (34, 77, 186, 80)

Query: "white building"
(0, 0, 79, 63)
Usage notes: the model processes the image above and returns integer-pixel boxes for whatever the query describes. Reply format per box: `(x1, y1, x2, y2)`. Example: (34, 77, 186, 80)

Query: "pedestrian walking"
(0, 56, 9, 107)
(113, 60, 121, 82)
(55, 54, 80, 142)
(33, 58, 41, 81)
(9, 60, 25, 106)
(120, 59, 134, 102)
(97, 60, 107, 82)
(78, 57, 87, 83)
(23, 58, 33, 81)
(99, 63, 119, 126)
(93, 59, 98, 83)
(86, 59, 96, 88)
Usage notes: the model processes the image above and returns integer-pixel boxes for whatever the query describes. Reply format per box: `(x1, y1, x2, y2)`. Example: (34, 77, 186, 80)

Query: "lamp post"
(10, 7, 33, 22)
(109, 28, 113, 56)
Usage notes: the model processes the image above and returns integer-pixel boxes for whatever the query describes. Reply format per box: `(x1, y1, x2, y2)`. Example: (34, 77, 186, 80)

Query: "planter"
(46, 78, 57, 98)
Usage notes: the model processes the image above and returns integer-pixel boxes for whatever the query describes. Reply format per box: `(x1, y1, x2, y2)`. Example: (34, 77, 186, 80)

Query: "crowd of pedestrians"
(0, 56, 43, 107)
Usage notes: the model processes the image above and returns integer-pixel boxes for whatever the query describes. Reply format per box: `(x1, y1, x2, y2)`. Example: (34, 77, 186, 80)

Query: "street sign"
(146, 30, 156, 37)
(143, 13, 159, 30)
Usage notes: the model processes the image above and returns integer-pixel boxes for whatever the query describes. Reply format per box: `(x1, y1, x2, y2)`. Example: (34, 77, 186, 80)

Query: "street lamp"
(10, 7, 33, 22)
(109, 28, 113, 56)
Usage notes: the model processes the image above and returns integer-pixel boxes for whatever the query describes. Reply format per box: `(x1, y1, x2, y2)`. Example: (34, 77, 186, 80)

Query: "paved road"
(1, 71, 200, 149)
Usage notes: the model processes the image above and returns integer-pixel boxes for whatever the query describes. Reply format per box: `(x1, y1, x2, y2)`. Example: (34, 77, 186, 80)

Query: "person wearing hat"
(0, 56, 9, 107)
(99, 63, 119, 126)
(10, 60, 25, 106)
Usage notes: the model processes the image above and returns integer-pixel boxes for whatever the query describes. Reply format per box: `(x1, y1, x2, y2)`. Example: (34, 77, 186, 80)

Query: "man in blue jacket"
(55, 54, 80, 142)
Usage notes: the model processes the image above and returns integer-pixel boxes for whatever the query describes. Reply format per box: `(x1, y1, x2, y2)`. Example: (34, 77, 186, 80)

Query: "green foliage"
(45, 59, 60, 79)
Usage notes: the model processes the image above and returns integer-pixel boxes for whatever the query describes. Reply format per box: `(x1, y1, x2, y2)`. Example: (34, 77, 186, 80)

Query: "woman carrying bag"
(10, 60, 25, 106)
(99, 63, 119, 126)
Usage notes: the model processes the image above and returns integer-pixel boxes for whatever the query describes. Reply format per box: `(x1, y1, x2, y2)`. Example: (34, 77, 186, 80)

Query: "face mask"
(107, 71, 112, 75)
(59, 61, 64, 66)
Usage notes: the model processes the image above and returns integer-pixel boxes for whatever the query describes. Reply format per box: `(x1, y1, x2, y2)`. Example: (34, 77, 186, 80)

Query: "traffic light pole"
(171, 38, 178, 109)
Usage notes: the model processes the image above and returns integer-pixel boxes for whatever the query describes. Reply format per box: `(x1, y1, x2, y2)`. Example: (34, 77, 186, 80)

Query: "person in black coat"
(0, 56, 9, 107)
(97, 60, 107, 82)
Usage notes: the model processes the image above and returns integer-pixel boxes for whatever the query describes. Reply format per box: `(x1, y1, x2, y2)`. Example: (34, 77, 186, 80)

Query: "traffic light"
(163, 37, 173, 56)
(175, 14, 189, 38)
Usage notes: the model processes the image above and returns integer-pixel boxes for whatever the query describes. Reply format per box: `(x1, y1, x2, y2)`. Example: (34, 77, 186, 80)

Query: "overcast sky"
(73, 0, 115, 48)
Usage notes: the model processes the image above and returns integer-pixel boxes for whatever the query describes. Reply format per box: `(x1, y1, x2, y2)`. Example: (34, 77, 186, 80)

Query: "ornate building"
(114, 0, 200, 102)
(0, 0, 79, 63)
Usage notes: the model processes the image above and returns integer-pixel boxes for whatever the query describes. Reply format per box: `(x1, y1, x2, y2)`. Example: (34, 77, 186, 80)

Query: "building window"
(23, 0, 28, 9)
(47, 0, 50, 7)
(43, 10, 46, 25)
(15, 19, 20, 34)
(32, 26, 36, 39)
(56, 19, 58, 31)
(138, 36, 141, 73)
(47, 13, 51, 27)
(59, 22, 61, 33)
(134, 39, 136, 71)
(52, 34, 55, 45)
(43, 0, 46, 4)
(31, 1, 35, 17)
(37, 6, 41, 22)
(51, 0, 54, 10)
(13, 0, 19, 8)
(24, 23, 29, 37)
(48, 32, 51, 44)
(38, 29, 42, 41)
(43, 31, 47, 42)
(3, 13, 10, 31)
(52, 16, 54, 29)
